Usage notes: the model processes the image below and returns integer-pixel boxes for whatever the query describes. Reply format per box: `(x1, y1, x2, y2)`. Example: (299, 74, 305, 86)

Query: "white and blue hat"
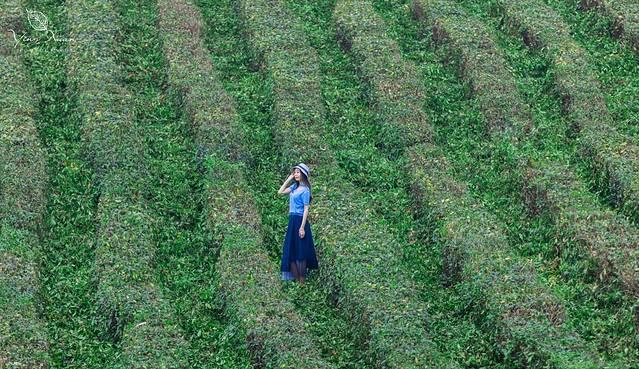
(293, 163, 310, 179)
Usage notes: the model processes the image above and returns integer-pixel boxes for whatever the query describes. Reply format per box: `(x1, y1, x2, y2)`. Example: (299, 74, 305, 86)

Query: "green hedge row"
(579, 0, 639, 54)
(157, 0, 247, 166)
(0, 1, 47, 246)
(523, 163, 639, 297)
(409, 145, 602, 368)
(489, 0, 639, 228)
(157, 0, 331, 367)
(410, 0, 531, 140)
(334, 2, 433, 157)
(488, 3, 639, 296)
(0, 228, 49, 369)
(335, 1, 601, 367)
(66, 0, 188, 367)
(412, 0, 639, 299)
(0, 3, 50, 367)
(234, 0, 333, 172)
(236, 0, 452, 367)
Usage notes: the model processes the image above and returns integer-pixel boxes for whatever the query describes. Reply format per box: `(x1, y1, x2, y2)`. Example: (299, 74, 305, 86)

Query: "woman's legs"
(290, 260, 307, 284)
(287, 215, 311, 284)
(297, 260, 306, 284)
(290, 260, 300, 281)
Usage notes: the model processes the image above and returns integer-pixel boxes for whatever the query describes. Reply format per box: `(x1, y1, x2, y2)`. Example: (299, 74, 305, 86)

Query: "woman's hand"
(299, 227, 305, 238)
(287, 173, 294, 181)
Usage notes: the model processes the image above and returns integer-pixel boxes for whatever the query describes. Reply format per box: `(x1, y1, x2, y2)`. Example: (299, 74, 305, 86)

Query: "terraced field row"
(66, 0, 191, 366)
(158, 0, 331, 367)
(578, 0, 639, 54)
(334, 1, 621, 367)
(1, 1, 49, 367)
(2, 0, 638, 367)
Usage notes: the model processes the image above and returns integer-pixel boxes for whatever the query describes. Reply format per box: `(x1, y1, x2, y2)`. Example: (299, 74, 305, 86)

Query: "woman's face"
(293, 168, 301, 181)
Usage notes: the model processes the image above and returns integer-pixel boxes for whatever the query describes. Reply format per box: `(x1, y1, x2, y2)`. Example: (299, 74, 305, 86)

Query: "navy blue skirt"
(281, 213, 319, 281)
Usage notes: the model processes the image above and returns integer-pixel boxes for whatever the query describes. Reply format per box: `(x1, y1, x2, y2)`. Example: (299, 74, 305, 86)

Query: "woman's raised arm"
(278, 174, 294, 195)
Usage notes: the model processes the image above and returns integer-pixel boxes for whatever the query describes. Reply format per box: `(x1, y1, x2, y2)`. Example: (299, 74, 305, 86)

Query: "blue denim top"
(288, 182, 310, 215)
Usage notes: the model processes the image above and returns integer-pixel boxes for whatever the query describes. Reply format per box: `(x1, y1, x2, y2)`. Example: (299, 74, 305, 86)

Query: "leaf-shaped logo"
(26, 9, 48, 32)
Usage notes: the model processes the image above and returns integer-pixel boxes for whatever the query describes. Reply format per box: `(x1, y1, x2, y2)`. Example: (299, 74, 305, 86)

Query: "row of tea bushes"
(489, 0, 639, 229)
(411, 0, 531, 139)
(0, 1, 50, 367)
(413, 0, 639, 302)
(157, 0, 331, 367)
(235, 0, 452, 367)
(66, 0, 188, 366)
(578, 0, 639, 54)
(334, 1, 601, 367)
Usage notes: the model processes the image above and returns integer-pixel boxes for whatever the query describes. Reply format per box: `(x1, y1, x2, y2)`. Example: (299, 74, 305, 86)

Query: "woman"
(277, 163, 319, 284)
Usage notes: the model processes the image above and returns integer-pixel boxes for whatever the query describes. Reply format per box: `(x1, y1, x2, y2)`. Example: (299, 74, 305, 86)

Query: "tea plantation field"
(1, 0, 638, 368)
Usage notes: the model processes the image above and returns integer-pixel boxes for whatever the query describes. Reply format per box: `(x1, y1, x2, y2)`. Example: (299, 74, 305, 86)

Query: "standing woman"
(277, 163, 319, 284)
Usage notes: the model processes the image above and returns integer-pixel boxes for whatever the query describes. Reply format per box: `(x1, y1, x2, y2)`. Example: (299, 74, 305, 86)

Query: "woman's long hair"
(296, 172, 313, 204)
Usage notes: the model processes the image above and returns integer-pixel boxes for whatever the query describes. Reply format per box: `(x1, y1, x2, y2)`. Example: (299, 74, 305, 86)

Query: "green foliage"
(115, 0, 256, 367)
(483, 0, 639, 228)
(157, 0, 333, 367)
(234, 0, 452, 367)
(0, 1, 50, 367)
(334, 2, 434, 157)
(409, 0, 639, 365)
(196, 1, 374, 367)
(414, 0, 639, 359)
(8, 0, 639, 366)
(412, 0, 532, 141)
(21, 0, 119, 366)
(0, 227, 50, 368)
(336, 1, 607, 367)
(66, 0, 190, 366)
(575, 0, 639, 55)
(546, 0, 639, 175)
(297, 0, 501, 366)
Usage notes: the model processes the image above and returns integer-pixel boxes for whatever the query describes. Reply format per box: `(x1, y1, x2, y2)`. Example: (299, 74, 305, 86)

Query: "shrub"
(235, 0, 452, 367)
(67, 1, 188, 366)
(336, 1, 601, 366)
(0, 2, 50, 367)
(157, 1, 331, 367)
(490, 0, 639, 228)
(578, 0, 639, 54)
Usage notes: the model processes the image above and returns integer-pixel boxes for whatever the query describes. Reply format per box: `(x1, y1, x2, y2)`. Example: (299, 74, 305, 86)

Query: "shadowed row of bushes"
(579, 0, 639, 54)
(157, 0, 331, 367)
(234, 0, 452, 367)
(486, 0, 639, 230)
(335, 1, 603, 367)
(544, 0, 639, 141)
(66, 0, 188, 367)
(413, 0, 639, 307)
(411, 0, 531, 139)
(0, 2, 50, 367)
